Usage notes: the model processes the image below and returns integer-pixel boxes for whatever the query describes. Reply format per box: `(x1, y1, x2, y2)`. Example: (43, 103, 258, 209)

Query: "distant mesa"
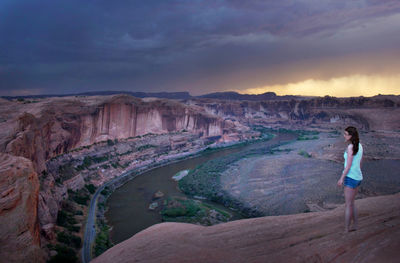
(198, 91, 280, 101)
(3, 90, 297, 101)
(2, 91, 192, 100)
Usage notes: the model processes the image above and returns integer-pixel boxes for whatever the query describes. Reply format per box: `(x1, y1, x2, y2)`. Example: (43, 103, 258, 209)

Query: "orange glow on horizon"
(239, 74, 400, 97)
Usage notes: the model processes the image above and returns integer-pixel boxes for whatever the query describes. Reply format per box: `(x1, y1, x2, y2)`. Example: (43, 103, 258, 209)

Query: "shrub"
(137, 144, 155, 151)
(56, 231, 81, 248)
(94, 225, 113, 256)
(48, 244, 78, 263)
(73, 194, 89, 205)
(298, 150, 311, 158)
(75, 210, 83, 215)
(56, 210, 78, 227)
(66, 225, 80, 233)
(57, 231, 70, 244)
(107, 139, 114, 146)
(71, 235, 82, 248)
(85, 184, 96, 194)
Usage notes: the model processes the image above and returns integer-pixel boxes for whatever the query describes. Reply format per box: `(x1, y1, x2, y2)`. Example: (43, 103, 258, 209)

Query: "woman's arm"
(337, 145, 354, 186)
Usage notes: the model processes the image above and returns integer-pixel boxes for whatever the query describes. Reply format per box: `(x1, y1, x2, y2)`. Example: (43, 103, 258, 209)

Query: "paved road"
(82, 170, 135, 263)
(82, 184, 103, 263)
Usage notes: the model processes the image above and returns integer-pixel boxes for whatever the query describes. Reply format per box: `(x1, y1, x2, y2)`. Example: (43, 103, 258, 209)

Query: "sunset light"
(241, 74, 400, 97)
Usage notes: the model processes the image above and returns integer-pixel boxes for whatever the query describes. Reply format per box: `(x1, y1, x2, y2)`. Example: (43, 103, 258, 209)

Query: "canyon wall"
(1, 95, 234, 174)
(0, 95, 237, 262)
(0, 153, 45, 262)
(187, 95, 400, 131)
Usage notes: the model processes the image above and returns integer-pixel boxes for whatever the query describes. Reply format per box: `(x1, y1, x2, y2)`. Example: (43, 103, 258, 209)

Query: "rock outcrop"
(186, 96, 400, 131)
(2, 95, 236, 173)
(0, 94, 243, 262)
(0, 153, 45, 262)
(92, 193, 400, 263)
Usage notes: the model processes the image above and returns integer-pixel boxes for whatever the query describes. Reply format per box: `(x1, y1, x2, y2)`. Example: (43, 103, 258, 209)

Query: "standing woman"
(337, 126, 363, 232)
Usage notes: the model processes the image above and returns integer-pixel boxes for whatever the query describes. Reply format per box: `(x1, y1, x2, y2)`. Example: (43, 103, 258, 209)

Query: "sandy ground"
(220, 131, 400, 215)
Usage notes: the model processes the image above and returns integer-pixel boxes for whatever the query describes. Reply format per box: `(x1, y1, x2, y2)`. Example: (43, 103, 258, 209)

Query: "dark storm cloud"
(1, 0, 400, 95)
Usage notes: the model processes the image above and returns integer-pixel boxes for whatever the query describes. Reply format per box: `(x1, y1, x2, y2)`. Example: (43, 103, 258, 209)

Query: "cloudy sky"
(1, 0, 400, 97)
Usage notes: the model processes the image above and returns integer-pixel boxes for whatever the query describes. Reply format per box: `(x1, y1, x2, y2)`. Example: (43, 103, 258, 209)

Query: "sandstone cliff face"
(80, 96, 228, 145)
(0, 153, 45, 262)
(187, 96, 400, 131)
(2, 95, 233, 173)
(92, 193, 400, 263)
(0, 95, 238, 261)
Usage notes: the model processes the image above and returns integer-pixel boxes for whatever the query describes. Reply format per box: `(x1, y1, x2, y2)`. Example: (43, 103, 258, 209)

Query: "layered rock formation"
(0, 94, 244, 262)
(186, 95, 400, 131)
(2, 95, 236, 173)
(0, 153, 45, 262)
(92, 193, 400, 263)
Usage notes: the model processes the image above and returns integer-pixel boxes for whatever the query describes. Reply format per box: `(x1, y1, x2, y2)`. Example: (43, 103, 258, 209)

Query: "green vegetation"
(85, 184, 96, 194)
(251, 125, 276, 139)
(101, 187, 110, 196)
(162, 197, 200, 217)
(57, 231, 81, 248)
(57, 210, 77, 228)
(298, 150, 311, 158)
(58, 164, 76, 182)
(137, 144, 156, 151)
(68, 189, 90, 206)
(48, 244, 78, 263)
(161, 196, 231, 225)
(101, 164, 110, 169)
(53, 209, 81, 262)
(70, 144, 92, 152)
(76, 155, 110, 171)
(179, 133, 294, 217)
(94, 221, 113, 257)
(118, 150, 133, 156)
(297, 135, 319, 141)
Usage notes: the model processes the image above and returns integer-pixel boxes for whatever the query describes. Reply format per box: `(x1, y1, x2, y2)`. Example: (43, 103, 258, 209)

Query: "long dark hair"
(345, 126, 359, 155)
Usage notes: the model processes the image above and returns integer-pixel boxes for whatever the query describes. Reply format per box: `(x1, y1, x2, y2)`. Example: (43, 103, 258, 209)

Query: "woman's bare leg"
(344, 186, 357, 232)
(351, 187, 359, 230)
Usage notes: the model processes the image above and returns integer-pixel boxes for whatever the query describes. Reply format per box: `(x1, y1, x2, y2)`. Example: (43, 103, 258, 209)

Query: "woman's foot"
(349, 226, 358, 232)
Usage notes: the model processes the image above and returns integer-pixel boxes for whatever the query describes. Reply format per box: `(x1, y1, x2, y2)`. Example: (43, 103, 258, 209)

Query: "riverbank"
(88, 129, 400, 261)
(180, 130, 400, 218)
(84, 131, 282, 261)
(91, 192, 400, 263)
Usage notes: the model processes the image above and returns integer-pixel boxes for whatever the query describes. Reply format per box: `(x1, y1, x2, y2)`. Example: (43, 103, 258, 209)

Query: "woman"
(337, 126, 363, 232)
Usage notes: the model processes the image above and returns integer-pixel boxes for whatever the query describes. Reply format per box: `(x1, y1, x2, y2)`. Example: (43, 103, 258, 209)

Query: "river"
(104, 133, 400, 245)
(104, 133, 295, 244)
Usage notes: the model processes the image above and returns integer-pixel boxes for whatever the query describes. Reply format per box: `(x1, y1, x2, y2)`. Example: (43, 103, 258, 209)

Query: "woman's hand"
(337, 177, 344, 187)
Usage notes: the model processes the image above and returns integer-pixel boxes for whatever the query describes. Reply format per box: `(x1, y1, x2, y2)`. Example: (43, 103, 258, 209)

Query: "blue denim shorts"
(344, 176, 362, 189)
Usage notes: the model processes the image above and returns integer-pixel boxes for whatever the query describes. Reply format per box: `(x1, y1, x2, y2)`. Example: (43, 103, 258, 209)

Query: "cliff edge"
(92, 193, 400, 263)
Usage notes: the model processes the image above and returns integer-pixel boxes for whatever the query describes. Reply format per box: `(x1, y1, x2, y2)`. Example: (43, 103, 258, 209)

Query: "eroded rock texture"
(0, 153, 45, 262)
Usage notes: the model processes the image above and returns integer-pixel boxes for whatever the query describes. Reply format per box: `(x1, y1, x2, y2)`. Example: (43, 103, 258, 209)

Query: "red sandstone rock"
(92, 193, 400, 263)
(1, 95, 234, 173)
(0, 153, 45, 262)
